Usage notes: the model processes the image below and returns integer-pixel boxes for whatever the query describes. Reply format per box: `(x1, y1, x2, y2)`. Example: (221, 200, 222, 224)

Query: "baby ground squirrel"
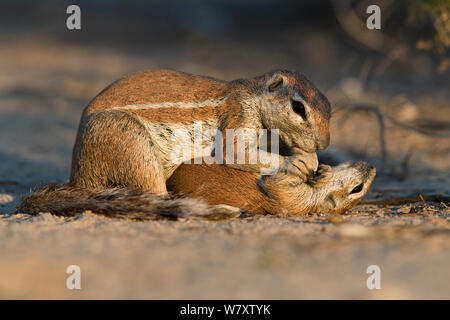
(16, 69, 339, 220)
(167, 162, 376, 215)
(17, 162, 375, 219)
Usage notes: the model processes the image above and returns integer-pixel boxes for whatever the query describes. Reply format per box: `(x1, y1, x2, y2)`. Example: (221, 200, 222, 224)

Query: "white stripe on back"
(110, 99, 225, 111)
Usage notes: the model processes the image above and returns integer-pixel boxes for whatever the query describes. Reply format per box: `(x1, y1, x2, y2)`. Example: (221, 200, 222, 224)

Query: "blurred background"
(0, 0, 449, 299)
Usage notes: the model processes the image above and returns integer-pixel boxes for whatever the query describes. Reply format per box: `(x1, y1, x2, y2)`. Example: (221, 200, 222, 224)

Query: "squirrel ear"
(265, 73, 284, 91)
(325, 193, 338, 209)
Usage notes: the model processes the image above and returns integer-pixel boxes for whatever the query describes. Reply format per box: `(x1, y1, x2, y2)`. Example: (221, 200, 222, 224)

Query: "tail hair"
(15, 184, 241, 221)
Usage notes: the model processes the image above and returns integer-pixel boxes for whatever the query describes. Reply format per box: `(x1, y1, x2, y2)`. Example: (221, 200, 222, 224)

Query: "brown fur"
(70, 111, 167, 193)
(85, 70, 228, 114)
(167, 164, 273, 215)
(70, 69, 331, 195)
(130, 106, 218, 123)
(16, 162, 375, 220)
(167, 162, 376, 215)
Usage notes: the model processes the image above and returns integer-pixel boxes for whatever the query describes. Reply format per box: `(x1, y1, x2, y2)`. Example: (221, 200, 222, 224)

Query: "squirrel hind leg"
(70, 110, 167, 195)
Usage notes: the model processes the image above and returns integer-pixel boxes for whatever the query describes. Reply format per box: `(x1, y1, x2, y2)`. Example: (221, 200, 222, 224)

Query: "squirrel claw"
(281, 152, 319, 181)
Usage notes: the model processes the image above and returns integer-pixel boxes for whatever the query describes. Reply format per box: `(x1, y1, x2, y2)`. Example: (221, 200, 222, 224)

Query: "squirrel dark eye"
(292, 100, 306, 120)
(350, 183, 363, 194)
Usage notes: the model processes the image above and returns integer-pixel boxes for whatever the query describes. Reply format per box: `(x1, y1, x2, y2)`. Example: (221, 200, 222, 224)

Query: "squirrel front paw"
(280, 152, 319, 181)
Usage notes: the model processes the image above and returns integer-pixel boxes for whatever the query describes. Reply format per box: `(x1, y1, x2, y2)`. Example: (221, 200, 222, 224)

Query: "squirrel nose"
(316, 134, 330, 150)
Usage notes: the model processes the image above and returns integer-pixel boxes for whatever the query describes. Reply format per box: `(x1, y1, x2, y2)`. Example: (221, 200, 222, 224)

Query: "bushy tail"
(15, 184, 242, 221)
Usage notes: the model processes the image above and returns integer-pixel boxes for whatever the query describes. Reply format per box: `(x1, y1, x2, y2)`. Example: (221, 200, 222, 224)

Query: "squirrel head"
(257, 70, 331, 153)
(311, 161, 376, 214)
(260, 161, 375, 215)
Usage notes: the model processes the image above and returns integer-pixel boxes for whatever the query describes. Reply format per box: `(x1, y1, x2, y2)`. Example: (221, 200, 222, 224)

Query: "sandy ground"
(0, 31, 449, 299)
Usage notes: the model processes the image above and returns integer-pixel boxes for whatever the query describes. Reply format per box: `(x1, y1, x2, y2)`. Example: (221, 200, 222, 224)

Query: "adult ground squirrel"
(70, 69, 331, 195)
(17, 162, 375, 219)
